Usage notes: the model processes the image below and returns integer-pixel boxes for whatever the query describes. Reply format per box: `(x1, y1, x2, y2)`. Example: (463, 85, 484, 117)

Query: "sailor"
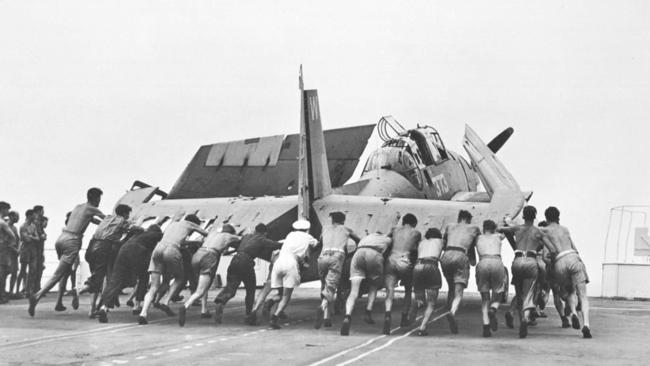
(0, 202, 17, 304)
(247, 249, 284, 325)
(210, 223, 281, 326)
(268, 219, 318, 329)
(314, 211, 360, 329)
(440, 209, 480, 334)
(18, 209, 40, 295)
(179, 223, 242, 326)
(411, 228, 444, 336)
(28, 188, 105, 316)
(95, 224, 163, 323)
(138, 214, 207, 324)
(382, 213, 421, 334)
(340, 232, 391, 336)
(498, 205, 545, 338)
(475, 220, 506, 337)
(79, 205, 134, 296)
(541, 206, 592, 338)
(7, 211, 20, 297)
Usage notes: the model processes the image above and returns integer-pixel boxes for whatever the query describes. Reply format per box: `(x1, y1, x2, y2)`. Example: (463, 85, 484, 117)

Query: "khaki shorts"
(191, 248, 220, 277)
(476, 257, 505, 293)
(148, 245, 184, 280)
(349, 248, 384, 285)
(318, 251, 345, 299)
(440, 250, 470, 287)
(55, 236, 82, 265)
(554, 253, 589, 292)
(270, 255, 301, 289)
(412, 259, 442, 291)
(384, 254, 413, 287)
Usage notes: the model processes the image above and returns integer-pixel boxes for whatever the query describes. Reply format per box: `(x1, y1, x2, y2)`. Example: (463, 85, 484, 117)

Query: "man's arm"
(0, 221, 15, 240)
(20, 226, 40, 242)
(347, 228, 361, 244)
(467, 229, 479, 266)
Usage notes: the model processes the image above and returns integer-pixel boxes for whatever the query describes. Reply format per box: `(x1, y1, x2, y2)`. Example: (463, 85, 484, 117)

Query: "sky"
(2, 0, 650, 294)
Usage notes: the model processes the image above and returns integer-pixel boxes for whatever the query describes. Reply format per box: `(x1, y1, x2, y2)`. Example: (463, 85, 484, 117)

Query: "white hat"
(292, 219, 311, 230)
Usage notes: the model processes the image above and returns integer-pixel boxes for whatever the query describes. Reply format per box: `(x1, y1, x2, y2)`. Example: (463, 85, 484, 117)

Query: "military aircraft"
(115, 69, 529, 282)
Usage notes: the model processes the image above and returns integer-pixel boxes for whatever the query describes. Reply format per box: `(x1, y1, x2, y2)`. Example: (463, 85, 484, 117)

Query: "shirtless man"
(18, 209, 40, 296)
(499, 205, 547, 338)
(440, 210, 480, 333)
(138, 214, 207, 325)
(179, 224, 242, 326)
(315, 212, 360, 329)
(383, 213, 421, 334)
(269, 220, 318, 329)
(0, 202, 17, 304)
(541, 206, 591, 338)
(475, 220, 506, 337)
(7, 211, 20, 297)
(32, 205, 47, 294)
(412, 228, 444, 336)
(340, 232, 392, 336)
(29, 188, 105, 316)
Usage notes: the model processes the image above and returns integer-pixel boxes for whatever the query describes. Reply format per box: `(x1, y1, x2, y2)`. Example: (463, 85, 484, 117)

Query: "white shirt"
(279, 231, 318, 259)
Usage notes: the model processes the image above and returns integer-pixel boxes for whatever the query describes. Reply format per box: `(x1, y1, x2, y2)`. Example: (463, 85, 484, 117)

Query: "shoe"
(153, 302, 161, 309)
(54, 303, 67, 312)
(97, 309, 108, 323)
(528, 319, 538, 327)
(582, 326, 592, 339)
(126, 299, 134, 307)
(363, 310, 375, 324)
(201, 312, 213, 319)
(114, 297, 120, 308)
(340, 316, 351, 336)
(71, 290, 79, 310)
(400, 313, 409, 327)
(505, 312, 514, 329)
(262, 299, 274, 318)
(561, 316, 570, 328)
(278, 311, 288, 320)
(416, 329, 429, 337)
(214, 303, 224, 324)
(571, 314, 580, 330)
(382, 313, 391, 335)
(538, 310, 548, 318)
(89, 311, 96, 319)
(519, 320, 528, 338)
(138, 316, 148, 325)
(28, 296, 37, 317)
(132, 308, 142, 316)
(482, 325, 491, 338)
(488, 308, 498, 332)
(178, 306, 187, 327)
(245, 312, 257, 325)
(158, 304, 176, 317)
(314, 307, 324, 329)
(171, 295, 184, 303)
(446, 313, 458, 334)
(323, 319, 332, 328)
(270, 315, 281, 329)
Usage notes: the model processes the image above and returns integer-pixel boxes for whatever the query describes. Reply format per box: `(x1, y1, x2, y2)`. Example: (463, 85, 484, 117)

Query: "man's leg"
(29, 261, 71, 316)
(340, 278, 362, 336)
(480, 292, 491, 337)
(383, 276, 396, 335)
(0, 265, 8, 303)
(270, 287, 293, 329)
(446, 283, 464, 334)
(402, 284, 415, 326)
(243, 268, 257, 315)
(214, 264, 244, 324)
(576, 282, 591, 337)
(16, 262, 27, 294)
(417, 289, 439, 336)
(179, 274, 211, 326)
(9, 257, 18, 295)
(138, 272, 162, 324)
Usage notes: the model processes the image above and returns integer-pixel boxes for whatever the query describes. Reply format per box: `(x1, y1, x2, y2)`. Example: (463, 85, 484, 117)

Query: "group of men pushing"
(4, 187, 591, 339)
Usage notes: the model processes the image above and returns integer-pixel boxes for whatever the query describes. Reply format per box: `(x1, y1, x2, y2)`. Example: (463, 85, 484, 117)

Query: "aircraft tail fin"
(462, 125, 521, 197)
(298, 67, 332, 220)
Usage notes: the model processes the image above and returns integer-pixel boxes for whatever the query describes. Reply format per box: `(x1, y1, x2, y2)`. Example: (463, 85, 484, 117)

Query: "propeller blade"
(487, 127, 514, 153)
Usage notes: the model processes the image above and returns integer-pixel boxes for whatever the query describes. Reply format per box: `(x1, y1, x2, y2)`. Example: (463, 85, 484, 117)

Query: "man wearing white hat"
(269, 219, 318, 329)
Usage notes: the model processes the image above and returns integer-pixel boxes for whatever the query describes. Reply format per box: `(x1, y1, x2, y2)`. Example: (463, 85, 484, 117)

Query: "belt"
(358, 246, 383, 254)
(514, 250, 537, 258)
(321, 248, 345, 255)
(446, 246, 466, 254)
(417, 257, 439, 264)
(480, 254, 501, 260)
(62, 229, 82, 239)
(555, 249, 577, 260)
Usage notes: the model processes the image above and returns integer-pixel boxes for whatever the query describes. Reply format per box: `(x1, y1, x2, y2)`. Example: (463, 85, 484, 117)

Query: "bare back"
(390, 225, 421, 256)
(444, 223, 480, 251)
(511, 224, 544, 252)
(476, 233, 504, 257)
(541, 222, 575, 253)
(417, 238, 444, 259)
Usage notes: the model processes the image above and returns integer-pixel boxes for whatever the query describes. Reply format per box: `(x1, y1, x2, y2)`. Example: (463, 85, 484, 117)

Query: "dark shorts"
(511, 256, 539, 285)
(412, 259, 442, 291)
(148, 245, 184, 280)
(476, 257, 505, 293)
(20, 245, 38, 265)
(441, 250, 470, 287)
(349, 247, 384, 285)
(191, 249, 220, 277)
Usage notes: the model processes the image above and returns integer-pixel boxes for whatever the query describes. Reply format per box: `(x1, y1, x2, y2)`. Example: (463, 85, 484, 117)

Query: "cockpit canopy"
(362, 146, 423, 189)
